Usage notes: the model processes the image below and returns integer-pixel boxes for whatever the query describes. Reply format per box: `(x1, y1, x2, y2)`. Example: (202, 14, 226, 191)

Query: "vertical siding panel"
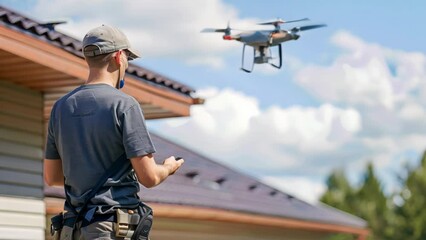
(0, 82, 45, 240)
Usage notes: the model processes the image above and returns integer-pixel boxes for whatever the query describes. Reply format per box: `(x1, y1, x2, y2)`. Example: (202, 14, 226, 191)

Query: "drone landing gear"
(241, 44, 255, 73)
(270, 44, 282, 69)
(240, 44, 282, 73)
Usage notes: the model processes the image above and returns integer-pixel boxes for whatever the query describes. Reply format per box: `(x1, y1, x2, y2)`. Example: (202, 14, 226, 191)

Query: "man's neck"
(86, 69, 117, 87)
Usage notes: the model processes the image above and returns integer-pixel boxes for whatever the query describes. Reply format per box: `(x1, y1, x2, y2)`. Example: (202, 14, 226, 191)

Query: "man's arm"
(131, 154, 184, 188)
(44, 159, 64, 186)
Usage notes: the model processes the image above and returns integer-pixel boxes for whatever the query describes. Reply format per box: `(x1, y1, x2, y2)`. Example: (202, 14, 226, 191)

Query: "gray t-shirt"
(45, 84, 156, 212)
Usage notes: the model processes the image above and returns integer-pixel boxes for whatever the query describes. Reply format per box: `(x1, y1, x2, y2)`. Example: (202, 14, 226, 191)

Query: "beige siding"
(0, 82, 45, 239)
(0, 81, 43, 197)
(0, 196, 45, 240)
(151, 217, 332, 240)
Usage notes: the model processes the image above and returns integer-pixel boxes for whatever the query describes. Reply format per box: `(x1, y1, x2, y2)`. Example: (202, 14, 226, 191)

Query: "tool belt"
(50, 153, 153, 239)
(50, 202, 153, 240)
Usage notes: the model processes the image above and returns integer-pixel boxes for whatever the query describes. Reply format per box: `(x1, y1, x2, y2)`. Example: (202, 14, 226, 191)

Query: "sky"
(2, 0, 425, 203)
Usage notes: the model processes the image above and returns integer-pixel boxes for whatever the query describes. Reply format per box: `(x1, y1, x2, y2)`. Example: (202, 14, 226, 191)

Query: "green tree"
(394, 151, 426, 240)
(321, 170, 357, 240)
(321, 169, 356, 214)
(355, 163, 392, 240)
(321, 163, 391, 240)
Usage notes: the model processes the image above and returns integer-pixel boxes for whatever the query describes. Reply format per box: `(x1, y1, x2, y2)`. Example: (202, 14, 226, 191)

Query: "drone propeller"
(201, 28, 229, 33)
(290, 24, 327, 33)
(258, 18, 309, 26)
(283, 18, 310, 24)
(201, 21, 232, 35)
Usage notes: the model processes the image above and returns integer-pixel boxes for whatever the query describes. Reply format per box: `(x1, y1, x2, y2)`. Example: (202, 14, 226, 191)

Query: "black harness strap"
(64, 153, 130, 228)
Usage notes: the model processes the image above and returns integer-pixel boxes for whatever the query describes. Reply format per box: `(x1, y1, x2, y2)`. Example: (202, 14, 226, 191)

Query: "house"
(0, 5, 368, 240)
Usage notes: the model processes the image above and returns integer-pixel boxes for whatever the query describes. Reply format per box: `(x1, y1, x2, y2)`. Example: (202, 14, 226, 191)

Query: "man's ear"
(114, 51, 122, 66)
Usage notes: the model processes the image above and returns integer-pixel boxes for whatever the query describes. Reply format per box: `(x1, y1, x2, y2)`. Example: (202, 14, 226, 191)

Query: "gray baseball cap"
(82, 25, 140, 60)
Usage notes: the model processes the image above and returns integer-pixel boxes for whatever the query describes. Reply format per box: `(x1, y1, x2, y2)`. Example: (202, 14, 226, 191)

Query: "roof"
(0, 5, 194, 96)
(45, 132, 367, 229)
(142, 133, 367, 228)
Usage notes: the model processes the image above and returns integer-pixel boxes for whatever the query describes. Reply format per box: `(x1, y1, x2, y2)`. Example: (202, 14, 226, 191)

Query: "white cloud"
(161, 87, 261, 147)
(185, 56, 225, 69)
(248, 104, 362, 153)
(150, 87, 363, 199)
(190, 89, 361, 155)
(295, 55, 395, 109)
(295, 31, 426, 111)
(399, 100, 426, 121)
(294, 30, 426, 141)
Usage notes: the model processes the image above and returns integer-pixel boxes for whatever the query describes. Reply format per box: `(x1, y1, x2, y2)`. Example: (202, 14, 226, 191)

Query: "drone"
(201, 18, 326, 72)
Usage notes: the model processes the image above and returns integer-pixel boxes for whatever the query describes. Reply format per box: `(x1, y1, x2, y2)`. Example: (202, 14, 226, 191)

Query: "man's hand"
(131, 154, 184, 188)
(163, 156, 184, 175)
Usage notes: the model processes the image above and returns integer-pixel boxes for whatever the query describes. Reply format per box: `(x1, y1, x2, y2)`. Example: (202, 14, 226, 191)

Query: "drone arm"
(223, 35, 240, 40)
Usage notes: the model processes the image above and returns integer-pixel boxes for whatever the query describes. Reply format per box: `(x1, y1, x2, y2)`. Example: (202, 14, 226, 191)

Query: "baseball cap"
(82, 25, 140, 60)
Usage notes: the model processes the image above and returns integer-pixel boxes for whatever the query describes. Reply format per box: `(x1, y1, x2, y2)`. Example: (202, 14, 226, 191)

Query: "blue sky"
(2, 0, 425, 203)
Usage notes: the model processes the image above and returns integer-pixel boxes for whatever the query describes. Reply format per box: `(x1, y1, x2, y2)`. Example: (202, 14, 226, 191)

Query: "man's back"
(46, 83, 155, 210)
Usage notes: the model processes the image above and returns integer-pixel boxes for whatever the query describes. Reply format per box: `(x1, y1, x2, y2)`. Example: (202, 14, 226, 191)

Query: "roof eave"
(44, 197, 368, 237)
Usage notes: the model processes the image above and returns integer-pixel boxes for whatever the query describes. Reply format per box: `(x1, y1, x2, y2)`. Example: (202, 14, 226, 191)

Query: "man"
(44, 25, 184, 239)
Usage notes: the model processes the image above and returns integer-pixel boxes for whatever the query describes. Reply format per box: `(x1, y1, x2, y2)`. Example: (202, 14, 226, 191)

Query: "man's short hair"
(84, 45, 114, 68)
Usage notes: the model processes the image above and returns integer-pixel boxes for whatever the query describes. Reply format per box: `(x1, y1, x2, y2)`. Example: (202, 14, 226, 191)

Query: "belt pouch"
(131, 203, 153, 240)
(50, 212, 64, 239)
(115, 209, 140, 238)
